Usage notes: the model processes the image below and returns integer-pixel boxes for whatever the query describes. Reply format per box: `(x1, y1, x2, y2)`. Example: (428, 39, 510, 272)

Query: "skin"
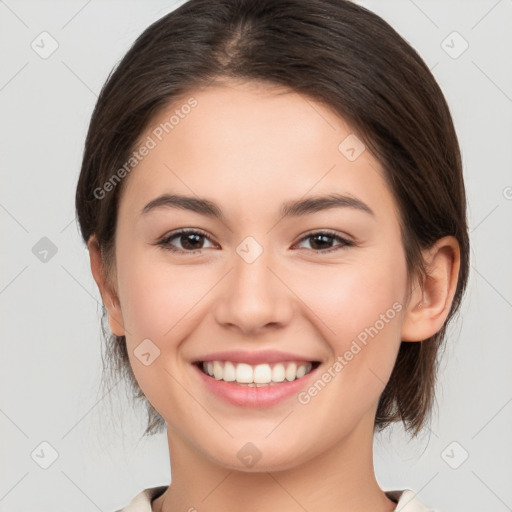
(88, 79, 460, 512)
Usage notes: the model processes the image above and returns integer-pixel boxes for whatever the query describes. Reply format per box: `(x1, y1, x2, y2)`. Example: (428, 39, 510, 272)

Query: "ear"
(87, 235, 126, 337)
(401, 236, 461, 342)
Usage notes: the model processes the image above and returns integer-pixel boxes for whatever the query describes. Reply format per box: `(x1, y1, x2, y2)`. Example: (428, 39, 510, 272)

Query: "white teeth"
(223, 361, 236, 382)
(201, 360, 314, 385)
(236, 363, 253, 383)
(296, 364, 307, 379)
(213, 361, 223, 380)
(253, 364, 272, 384)
(285, 362, 297, 382)
(272, 363, 286, 382)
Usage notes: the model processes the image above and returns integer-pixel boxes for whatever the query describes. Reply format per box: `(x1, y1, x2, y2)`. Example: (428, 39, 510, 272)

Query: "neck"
(153, 412, 397, 512)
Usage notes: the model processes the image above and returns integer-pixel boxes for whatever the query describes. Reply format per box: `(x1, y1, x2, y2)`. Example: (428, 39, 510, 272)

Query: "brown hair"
(75, 0, 469, 438)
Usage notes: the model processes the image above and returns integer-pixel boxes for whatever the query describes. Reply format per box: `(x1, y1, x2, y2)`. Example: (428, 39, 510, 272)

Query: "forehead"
(119, 80, 397, 226)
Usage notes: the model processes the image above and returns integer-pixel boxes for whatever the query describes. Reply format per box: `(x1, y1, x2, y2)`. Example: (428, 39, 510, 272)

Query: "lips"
(190, 350, 322, 406)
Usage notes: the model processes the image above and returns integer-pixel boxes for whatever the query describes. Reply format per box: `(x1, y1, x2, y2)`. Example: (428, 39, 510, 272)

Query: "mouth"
(193, 360, 321, 387)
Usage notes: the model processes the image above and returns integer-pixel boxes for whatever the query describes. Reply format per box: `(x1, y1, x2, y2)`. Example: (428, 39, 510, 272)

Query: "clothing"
(115, 485, 437, 511)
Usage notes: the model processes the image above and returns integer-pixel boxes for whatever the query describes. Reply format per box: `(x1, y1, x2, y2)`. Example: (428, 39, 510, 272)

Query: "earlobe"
(401, 236, 460, 342)
(87, 235, 126, 337)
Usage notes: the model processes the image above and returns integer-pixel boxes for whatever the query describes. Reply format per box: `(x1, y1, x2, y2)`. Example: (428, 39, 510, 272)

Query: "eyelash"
(156, 228, 354, 255)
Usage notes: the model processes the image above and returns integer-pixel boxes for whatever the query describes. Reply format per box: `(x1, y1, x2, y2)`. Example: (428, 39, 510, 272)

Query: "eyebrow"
(140, 192, 375, 219)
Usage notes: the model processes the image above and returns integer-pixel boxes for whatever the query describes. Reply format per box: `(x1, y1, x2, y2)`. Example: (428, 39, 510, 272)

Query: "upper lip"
(193, 350, 321, 365)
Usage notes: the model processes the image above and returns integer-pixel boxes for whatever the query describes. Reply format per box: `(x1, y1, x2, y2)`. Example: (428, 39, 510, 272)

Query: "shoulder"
(114, 485, 168, 512)
(385, 489, 440, 512)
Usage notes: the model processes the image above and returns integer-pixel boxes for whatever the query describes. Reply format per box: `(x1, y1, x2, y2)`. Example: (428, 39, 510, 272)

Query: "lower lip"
(193, 363, 320, 408)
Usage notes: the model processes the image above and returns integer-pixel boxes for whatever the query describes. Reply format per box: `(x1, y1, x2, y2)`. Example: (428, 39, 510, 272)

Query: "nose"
(213, 241, 294, 335)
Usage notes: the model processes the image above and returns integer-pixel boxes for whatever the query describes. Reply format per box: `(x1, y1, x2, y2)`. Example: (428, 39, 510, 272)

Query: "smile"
(196, 360, 320, 386)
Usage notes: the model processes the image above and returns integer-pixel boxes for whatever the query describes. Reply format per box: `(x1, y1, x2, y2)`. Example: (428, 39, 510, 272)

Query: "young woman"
(75, 0, 469, 510)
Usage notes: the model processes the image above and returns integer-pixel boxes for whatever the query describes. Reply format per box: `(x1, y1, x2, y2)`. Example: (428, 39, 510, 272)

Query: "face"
(104, 80, 412, 471)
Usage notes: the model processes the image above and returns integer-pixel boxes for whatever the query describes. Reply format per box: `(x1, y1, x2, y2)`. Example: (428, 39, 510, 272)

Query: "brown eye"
(158, 229, 216, 253)
(295, 231, 354, 253)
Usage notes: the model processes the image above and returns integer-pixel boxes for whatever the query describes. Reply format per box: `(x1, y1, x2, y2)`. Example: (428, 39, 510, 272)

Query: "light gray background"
(1, 1, 511, 511)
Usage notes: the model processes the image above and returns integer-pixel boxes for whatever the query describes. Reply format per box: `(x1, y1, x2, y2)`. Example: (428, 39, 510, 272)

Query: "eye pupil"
(181, 233, 203, 250)
(310, 234, 332, 250)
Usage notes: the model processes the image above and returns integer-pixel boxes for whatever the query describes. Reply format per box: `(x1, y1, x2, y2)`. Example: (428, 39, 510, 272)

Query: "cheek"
(114, 248, 216, 407)
(305, 257, 406, 343)
(297, 251, 407, 396)
(115, 245, 216, 345)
